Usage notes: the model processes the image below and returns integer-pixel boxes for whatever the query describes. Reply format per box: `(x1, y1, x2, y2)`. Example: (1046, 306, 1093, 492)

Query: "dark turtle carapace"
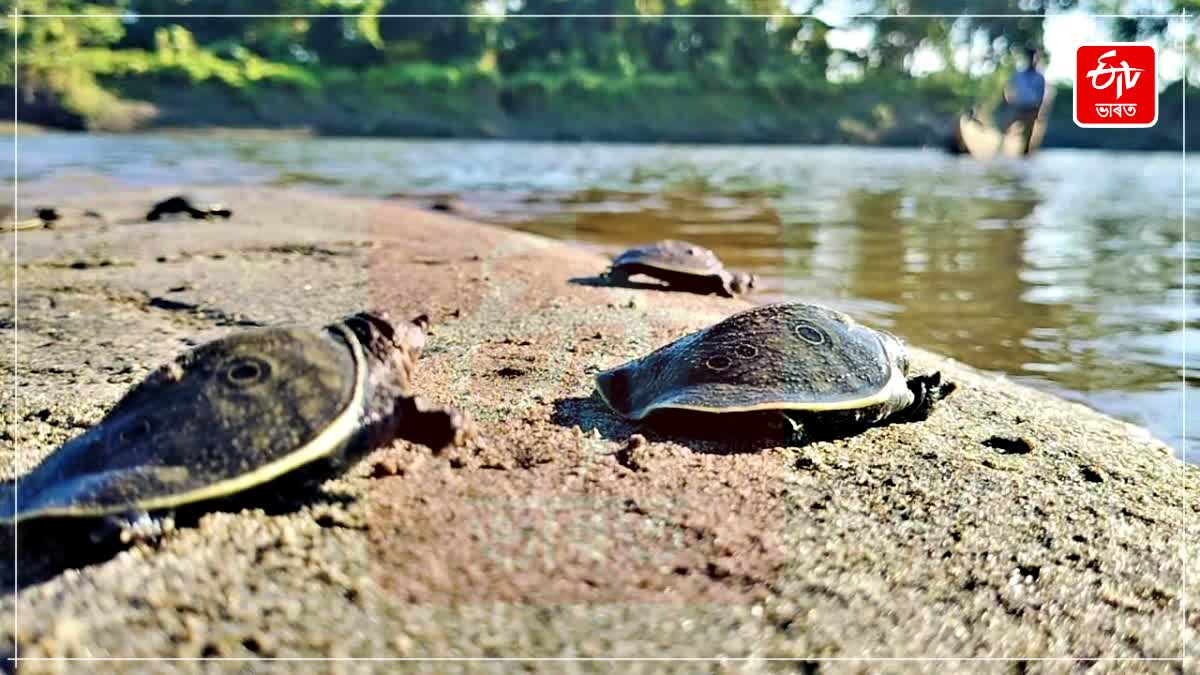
(594, 302, 955, 442)
(2, 312, 465, 525)
(603, 240, 756, 298)
(146, 195, 233, 221)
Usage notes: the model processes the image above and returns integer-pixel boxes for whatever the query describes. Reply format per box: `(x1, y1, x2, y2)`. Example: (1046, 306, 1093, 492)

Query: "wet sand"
(0, 181, 1194, 674)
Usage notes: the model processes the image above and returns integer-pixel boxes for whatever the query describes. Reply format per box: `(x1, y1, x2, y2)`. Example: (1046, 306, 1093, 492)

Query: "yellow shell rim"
(595, 374, 894, 421)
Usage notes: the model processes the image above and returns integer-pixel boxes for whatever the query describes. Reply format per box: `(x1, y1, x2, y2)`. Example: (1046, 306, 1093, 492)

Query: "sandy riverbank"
(0, 180, 1194, 673)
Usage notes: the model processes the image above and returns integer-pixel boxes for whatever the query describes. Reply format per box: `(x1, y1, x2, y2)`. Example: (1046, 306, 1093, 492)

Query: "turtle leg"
(98, 511, 177, 545)
(714, 275, 736, 298)
(776, 412, 807, 445)
(393, 396, 471, 451)
(900, 372, 957, 421)
(602, 267, 630, 286)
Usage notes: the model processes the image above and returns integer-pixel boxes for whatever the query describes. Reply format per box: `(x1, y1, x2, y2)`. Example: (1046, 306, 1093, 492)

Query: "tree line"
(1, 1, 1195, 144)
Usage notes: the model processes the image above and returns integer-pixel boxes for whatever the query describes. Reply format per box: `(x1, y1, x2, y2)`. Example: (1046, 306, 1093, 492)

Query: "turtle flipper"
(776, 412, 806, 446)
(103, 511, 177, 544)
(602, 266, 630, 285)
(394, 396, 470, 451)
(901, 372, 957, 421)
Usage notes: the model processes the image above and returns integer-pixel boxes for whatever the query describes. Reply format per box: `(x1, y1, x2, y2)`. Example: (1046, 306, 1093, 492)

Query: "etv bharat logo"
(1074, 43, 1158, 128)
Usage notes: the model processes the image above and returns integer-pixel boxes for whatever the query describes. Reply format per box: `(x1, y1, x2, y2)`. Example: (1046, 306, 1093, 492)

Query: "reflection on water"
(12, 134, 1198, 457)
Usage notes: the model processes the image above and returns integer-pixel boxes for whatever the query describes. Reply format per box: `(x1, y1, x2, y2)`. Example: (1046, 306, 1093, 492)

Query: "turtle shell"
(595, 303, 899, 420)
(610, 240, 727, 276)
(2, 318, 373, 522)
(146, 194, 220, 221)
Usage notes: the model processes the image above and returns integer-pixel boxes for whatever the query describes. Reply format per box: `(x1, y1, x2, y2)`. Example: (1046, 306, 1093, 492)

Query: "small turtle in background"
(147, 195, 233, 221)
(206, 204, 233, 218)
(1, 312, 466, 529)
(2, 206, 63, 231)
(35, 207, 61, 224)
(602, 240, 756, 298)
(594, 302, 955, 444)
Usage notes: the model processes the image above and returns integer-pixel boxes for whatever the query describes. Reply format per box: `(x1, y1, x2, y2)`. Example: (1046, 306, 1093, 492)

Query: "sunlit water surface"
(13, 133, 1198, 458)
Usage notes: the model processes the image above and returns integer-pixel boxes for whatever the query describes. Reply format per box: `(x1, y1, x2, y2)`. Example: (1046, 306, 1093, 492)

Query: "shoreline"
(8, 164, 1189, 457)
(15, 123, 1198, 155)
(9, 74, 1195, 152)
(15, 161, 1184, 457)
(0, 181, 1192, 667)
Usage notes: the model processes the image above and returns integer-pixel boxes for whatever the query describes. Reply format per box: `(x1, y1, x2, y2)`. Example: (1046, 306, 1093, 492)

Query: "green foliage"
(1, 0, 1187, 133)
(349, 61, 498, 91)
(27, 26, 318, 91)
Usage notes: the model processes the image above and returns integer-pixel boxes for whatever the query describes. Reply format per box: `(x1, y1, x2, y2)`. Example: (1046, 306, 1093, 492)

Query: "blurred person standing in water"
(1002, 47, 1048, 156)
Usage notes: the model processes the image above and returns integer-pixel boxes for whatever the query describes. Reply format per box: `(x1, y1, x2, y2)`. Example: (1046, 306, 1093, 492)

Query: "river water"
(13, 133, 1198, 458)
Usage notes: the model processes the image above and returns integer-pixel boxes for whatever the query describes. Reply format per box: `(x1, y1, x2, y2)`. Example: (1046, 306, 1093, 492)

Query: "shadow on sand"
(0, 471, 357, 597)
(551, 389, 950, 456)
(551, 392, 804, 455)
(568, 275, 681, 293)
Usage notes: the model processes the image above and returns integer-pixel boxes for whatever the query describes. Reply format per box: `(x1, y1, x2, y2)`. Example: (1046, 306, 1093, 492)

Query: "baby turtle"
(2, 206, 62, 232)
(603, 240, 756, 298)
(1, 312, 465, 524)
(146, 195, 231, 221)
(594, 302, 955, 443)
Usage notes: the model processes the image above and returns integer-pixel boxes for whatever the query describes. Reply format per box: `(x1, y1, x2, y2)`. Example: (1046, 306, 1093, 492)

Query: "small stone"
(983, 435, 1035, 455)
(370, 457, 404, 478)
(793, 454, 820, 471)
(614, 434, 648, 472)
(392, 634, 415, 655)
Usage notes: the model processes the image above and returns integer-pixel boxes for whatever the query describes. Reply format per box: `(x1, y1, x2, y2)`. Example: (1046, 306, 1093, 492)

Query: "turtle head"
(729, 272, 757, 295)
(875, 329, 910, 375)
(874, 328, 957, 419)
(342, 312, 470, 451)
(341, 312, 429, 389)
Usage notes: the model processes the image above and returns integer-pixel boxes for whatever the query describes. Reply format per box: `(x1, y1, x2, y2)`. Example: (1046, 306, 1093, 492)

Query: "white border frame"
(6, 6, 1192, 668)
